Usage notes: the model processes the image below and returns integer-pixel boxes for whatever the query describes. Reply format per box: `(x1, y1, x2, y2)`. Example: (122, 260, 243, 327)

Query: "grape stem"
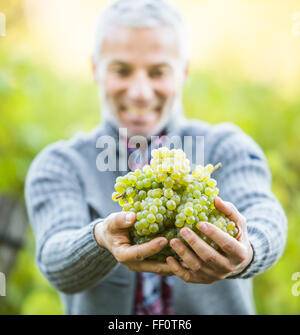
(212, 162, 222, 173)
(115, 192, 126, 199)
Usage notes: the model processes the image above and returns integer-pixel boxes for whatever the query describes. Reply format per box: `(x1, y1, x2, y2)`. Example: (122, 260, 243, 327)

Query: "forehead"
(100, 25, 180, 65)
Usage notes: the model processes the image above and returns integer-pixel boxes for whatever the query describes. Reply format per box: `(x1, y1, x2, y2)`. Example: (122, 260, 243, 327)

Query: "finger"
(116, 236, 168, 262)
(108, 212, 136, 232)
(166, 257, 216, 284)
(169, 238, 203, 272)
(197, 222, 245, 264)
(214, 197, 247, 239)
(180, 261, 190, 269)
(179, 228, 233, 273)
(166, 256, 192, 282)
(126, 260, 174, 276)
(214, 197, 240, 222)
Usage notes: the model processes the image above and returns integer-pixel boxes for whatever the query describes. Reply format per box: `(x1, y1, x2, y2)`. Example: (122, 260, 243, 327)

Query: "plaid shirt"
(126, 131, 174, 315)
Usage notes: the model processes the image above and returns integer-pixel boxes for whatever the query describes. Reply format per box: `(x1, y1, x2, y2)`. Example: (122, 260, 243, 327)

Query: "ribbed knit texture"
(25, 119, 287, 314)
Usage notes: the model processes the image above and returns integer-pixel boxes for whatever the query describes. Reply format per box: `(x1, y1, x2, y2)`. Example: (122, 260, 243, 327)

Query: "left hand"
(166, 197, 253, 283)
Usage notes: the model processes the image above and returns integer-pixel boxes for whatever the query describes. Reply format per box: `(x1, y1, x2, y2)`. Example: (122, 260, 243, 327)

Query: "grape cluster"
(112, 147, 239, 262)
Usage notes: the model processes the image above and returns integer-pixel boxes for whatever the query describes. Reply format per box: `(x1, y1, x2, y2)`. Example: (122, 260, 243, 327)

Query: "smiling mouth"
(119, 105, 161, 125)
(120, 106, 160, 114)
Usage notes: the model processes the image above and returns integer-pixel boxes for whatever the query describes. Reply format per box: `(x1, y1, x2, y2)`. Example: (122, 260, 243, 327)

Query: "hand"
(94, 212, 173, 276)
(166, 197, 253, 283)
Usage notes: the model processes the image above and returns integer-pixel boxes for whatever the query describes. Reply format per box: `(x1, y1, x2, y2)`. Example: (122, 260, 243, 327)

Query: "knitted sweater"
(24, 118, 287, 314)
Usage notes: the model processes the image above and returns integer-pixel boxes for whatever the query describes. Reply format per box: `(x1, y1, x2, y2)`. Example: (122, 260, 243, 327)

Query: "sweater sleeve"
(206, 123, 287, 279)
(25, 144, 118, 294)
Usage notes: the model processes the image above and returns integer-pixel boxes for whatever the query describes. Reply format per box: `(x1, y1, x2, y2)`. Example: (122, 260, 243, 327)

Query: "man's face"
(94, 25, 186, 136)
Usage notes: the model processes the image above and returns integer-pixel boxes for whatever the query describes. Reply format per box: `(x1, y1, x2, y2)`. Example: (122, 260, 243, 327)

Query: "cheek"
(153, 78, 179, 99)
(103, 76, 127, 96)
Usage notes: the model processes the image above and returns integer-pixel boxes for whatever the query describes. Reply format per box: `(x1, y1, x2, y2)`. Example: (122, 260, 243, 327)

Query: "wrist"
(94, 220, 106, 249)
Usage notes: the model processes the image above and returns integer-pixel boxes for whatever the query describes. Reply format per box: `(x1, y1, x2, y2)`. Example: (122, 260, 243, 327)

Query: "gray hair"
(92, 0, 189, 66)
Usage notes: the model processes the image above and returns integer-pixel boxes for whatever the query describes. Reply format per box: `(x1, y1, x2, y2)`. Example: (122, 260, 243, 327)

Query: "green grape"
(140, 219, 147, 229)
(138, 190, 147, 200)
(142, 210, 149, 218)
(112, 146, 239, 262)
(112, 192, 119, 201)
(142, 178, 152, 188)
(164, 177, 174, 188)
(115, 183, 125, 193)
(156, 213, 164, 223)
(136, 181, 144, 189)
(128, 175, 137, 186)
(147, 214, 156, 224)
(123, 203, 132, 211)
(166, 200, 176, 210)
(136, 212, 143, 221)
(153, 198, 162, 206)
(156, 173, 168, 182)
(150, 205, 158, 214)
(152, 182, 159, 189)
(177, 212, 186, 221)
(207, 178, 217, 188)
(205, 187, 214, 196)
(126, 187, 135, 198)
(198, 212, 208, 221)
(119, 198, 126, 206)
(194, 203, 202, 212)
(193, 190, 201, 198)
(145, 169, 153, 178)
(186, 215, 195, 224)
(152, 188, 162, 198)
(116, 176, 123, 183)
(134, 221, 143, 230)
(183, 207, 193, 217)
(149, 223, 159, 233)
(134, 201, 141, 210)
(175, 220, 184, 228)
(172, 194, 181, 205)
(164, 189, 174, 199)
(158, 206, 166, 214)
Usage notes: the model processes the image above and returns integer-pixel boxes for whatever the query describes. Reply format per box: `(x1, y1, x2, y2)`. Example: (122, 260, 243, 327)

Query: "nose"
(127, 70, 154, 103)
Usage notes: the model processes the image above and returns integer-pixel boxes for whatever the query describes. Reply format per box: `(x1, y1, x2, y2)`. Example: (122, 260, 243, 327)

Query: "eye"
(149, 69, 165, 78)
(115, 67, 131, 77)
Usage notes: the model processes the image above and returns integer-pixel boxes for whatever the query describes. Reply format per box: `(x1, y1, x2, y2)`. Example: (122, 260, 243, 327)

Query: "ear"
(184, 61, 190, 80)
(90, 56, 97, 82)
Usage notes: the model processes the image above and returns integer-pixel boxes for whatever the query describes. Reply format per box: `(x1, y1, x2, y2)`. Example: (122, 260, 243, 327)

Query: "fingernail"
(181, 229, 190, 238)
(198, 222, 208, 231)
(170, 239, 178, 248)
(126, 213, 134, 224)
(159, 240, 166, 247)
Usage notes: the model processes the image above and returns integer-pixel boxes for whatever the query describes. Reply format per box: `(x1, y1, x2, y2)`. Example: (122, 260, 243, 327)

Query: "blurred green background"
(0, 0, 300, 314)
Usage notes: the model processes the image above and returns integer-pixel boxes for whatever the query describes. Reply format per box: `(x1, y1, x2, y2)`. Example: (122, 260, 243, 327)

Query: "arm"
(166, 123, 287, 281)
(25, 146, 118, 294)
(25, 145, 172, 294)
(210, 124, 287, 278)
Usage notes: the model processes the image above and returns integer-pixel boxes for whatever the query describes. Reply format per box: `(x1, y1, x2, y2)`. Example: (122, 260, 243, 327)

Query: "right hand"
(94, 212, 173, 276)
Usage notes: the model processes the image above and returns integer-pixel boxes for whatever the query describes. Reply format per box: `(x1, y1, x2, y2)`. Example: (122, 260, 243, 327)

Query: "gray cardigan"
(25, 118, 287, 314)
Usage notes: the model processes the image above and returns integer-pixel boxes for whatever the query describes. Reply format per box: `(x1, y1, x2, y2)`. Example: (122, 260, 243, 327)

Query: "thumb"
(108, 212, 136, 232)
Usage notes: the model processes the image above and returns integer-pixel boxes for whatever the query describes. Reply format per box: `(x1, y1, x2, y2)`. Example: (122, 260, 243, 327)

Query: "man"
(25, 0, 287, 315)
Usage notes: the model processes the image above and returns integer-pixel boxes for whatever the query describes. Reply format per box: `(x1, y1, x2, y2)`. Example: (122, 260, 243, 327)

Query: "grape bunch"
(112, 147, 239, 262)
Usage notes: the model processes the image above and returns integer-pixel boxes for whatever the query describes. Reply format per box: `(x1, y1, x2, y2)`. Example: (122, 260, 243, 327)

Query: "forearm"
(206, 123, 288, 279)
(234, 198, 287, 279)
(37, 219, 118, 294)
